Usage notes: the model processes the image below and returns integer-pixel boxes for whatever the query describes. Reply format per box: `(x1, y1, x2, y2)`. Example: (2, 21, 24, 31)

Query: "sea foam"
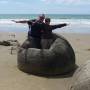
(0, 19, 90, 25)
(0, 19, 90, 33)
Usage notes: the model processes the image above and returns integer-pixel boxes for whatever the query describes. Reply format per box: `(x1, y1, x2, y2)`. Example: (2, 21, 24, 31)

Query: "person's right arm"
(12, 19, 36, 24)
(12, 20, 29, 23)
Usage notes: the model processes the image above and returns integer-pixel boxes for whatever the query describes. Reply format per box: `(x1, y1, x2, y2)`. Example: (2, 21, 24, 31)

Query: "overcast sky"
(0, 0, 90, 14)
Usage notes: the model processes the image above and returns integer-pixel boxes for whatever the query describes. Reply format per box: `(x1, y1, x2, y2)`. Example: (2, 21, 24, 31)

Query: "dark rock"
(17, 33, 76, 76)
(0, 41, 11, 46)
(70, 60, 90, 90)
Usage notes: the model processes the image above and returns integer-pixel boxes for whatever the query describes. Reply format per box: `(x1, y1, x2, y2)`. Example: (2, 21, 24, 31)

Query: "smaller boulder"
(70, 60, 90, 90)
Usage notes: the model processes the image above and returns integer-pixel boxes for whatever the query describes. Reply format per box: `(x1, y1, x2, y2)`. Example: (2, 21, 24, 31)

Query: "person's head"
(38, 14, 45, 22)
(45, 18, 51, 25)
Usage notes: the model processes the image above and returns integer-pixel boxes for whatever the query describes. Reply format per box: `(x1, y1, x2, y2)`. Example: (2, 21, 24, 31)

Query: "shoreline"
(1, 23, 90, 33)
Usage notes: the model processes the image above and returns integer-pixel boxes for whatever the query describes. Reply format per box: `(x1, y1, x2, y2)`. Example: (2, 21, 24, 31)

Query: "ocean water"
(0, 14, 90, 33)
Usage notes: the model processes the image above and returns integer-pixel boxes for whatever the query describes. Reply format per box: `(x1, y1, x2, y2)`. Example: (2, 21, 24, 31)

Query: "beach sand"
(0, 31, 90, 90)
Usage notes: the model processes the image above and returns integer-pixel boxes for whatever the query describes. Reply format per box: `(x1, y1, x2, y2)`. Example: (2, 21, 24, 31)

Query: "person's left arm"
(51, 23, 68, 30)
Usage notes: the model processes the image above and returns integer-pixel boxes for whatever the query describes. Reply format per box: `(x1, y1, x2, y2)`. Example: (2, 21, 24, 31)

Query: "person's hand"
(12, 20, 19, 23)
(64, 23, 67, 26)
(11, 20, 16, 22)
(64, 23, 70, 26)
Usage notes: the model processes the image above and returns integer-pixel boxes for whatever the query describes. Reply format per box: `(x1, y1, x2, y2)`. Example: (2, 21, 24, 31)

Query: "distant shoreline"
(0, 14, 90, 19)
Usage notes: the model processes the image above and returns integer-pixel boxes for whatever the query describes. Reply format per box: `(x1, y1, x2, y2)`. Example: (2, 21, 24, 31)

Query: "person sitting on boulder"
(12, 14, 45, 49)
(41, 18, 68, 49)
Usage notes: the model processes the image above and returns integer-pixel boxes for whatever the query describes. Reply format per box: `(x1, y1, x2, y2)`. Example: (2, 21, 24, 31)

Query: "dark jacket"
(28, 20, 44, 38)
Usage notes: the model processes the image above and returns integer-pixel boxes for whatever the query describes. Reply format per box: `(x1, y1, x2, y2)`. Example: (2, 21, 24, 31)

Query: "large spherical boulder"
(17, 33, 76, 76)
(70, 60, 90, 90)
